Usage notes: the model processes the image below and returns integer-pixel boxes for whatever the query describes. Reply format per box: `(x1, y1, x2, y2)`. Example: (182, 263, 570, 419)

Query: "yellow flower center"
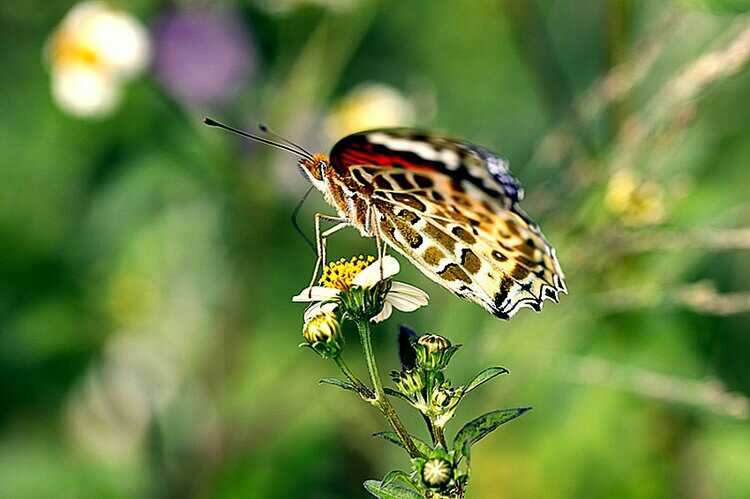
(49, 34, 101, 67)
(319, 255, 375, 291)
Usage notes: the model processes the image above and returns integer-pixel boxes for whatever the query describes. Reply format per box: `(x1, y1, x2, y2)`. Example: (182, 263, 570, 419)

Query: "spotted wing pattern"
(330, 129, 566, 319)
(331, 128, 525, 205)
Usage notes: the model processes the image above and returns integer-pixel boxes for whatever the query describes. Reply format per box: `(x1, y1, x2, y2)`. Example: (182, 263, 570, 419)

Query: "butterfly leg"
(309, 213, 348, 298)
(371, 210, 387, 281)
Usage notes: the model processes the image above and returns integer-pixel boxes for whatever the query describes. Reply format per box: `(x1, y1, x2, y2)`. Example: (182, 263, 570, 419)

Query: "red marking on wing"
(335, 141, 440, 173)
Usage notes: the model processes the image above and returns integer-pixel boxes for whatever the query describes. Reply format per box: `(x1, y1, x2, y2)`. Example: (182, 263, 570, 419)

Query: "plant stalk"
(433, 424, 448, 449)
(357, 319, 422, 458)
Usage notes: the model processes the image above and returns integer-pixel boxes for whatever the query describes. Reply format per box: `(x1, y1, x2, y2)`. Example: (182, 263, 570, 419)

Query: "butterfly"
(204, 119, 566, 319)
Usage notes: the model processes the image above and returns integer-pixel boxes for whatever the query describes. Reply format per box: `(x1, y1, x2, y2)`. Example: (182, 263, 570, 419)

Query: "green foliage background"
(1, 1, 749, 498)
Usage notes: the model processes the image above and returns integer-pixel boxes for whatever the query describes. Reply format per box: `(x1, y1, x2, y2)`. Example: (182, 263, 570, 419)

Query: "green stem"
(356, 320, 422, 458)
(333, 356, 372, 399)
(433, 424, 448, 450)
(422, 413, 437, 445)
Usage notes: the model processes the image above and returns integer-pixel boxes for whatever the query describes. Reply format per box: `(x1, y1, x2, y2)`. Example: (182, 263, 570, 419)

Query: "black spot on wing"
(391, 172, 414, 190)
(374, 176, 393, 189)
(493, 309, 510, 320)
(413, 175, 434, 188)
(492, 276, 514, 316)
(351, 168, 370, 186)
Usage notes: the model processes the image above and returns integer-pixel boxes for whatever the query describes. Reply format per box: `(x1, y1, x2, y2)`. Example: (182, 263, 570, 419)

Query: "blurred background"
(2, 0, 750, 498)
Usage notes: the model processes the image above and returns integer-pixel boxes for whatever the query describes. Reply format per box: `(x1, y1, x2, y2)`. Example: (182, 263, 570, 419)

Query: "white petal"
(390, 281, 430, 302)
(51, 61, 120, 118)
(303, 302, 338, 323)
(85, 8, 151, 76)
(59, 3, 150, 77)
(386, 292, 427, 312)
(370, 302, 393, 323)
(303, 303, 323, 322)
(352, 255, 400, 288)
(292, 286, 340, 303)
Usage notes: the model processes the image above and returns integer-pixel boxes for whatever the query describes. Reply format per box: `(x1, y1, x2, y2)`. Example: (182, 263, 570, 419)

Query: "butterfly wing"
(330, 129, 566, 319)
(331, 128, 524, 205)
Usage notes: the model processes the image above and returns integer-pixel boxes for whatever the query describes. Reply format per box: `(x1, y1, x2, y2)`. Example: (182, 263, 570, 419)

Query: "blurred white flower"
(65, 201, 224, 464)
(46, 1, 151, 118)
(51, 61, 120, 117)
(325, 83, 416, 141)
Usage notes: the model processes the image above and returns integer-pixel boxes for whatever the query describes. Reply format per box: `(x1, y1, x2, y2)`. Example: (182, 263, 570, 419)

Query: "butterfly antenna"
(258, 123, 315, 160)
(292, 185, 317, 255)
(203, 117, 314, 160)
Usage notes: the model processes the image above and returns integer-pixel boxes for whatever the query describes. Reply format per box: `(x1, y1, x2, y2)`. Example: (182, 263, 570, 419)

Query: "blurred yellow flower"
(325, 83, 415, 141)
(605, 170, 666, 226)
(46, 2, 151, 117)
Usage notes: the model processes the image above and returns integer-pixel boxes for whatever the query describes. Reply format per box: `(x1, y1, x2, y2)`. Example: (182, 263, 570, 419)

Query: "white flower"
(45, 1, 151, 118)
(292, 255, 429, 323)
(51, 61, 121, 118)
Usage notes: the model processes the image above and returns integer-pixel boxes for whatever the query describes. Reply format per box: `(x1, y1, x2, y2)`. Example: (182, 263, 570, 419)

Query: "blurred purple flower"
(153, 7, 256, 106)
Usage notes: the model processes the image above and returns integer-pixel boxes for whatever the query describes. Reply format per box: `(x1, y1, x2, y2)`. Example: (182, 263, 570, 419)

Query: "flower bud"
(390, 368, 424, 397)
(416, 334, 454, 370)
(302, 312, 344, 358)
(420, 458, 453, 491)
(335, 279, 391, 323)
(428, 382, 462, 427)
(419, 334, 451, 353)
(431, 384, 457, 409)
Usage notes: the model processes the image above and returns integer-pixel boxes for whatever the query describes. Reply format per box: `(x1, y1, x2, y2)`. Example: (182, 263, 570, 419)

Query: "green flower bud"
(416, 334, 454, 370)
(431, 383, 457, 409)
(429, 382, 463, 427)
(336, 280, 391, 323)
(390, 368, 424, 397)
(302, 312, 344, 358)
(420, 458, 453, 491)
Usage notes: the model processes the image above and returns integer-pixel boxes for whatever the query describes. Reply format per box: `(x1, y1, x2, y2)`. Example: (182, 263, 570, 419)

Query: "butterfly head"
(299, 153, 330, 184)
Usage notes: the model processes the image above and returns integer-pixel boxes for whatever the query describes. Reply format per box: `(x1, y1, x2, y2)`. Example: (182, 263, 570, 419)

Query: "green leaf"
(373, 431, 404, 449)
(319, 377, 358, 392)
(453, 407, 531, 460)
(384, 387, 412, 402)
(373, 431, 433, 456)
(319, 378, 374, 398)
(364, 480, 422, 499)
(463, 367, 509, 396)
(411, 437, 433, 456)
(381, 470, 417, 489)
(442, 344, 462, 365)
